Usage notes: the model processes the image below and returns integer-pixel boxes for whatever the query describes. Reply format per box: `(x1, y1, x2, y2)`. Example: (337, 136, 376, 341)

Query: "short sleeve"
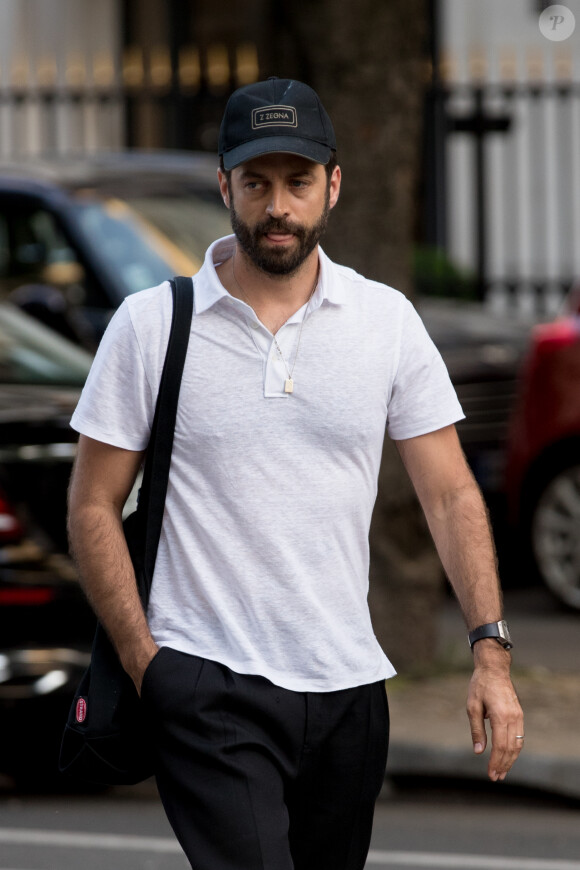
(70, 301, 155, 450)
(386, 299, 464, 440)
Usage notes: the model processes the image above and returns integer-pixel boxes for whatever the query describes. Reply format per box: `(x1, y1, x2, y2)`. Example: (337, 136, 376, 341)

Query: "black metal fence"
(424, 79, 580, 314)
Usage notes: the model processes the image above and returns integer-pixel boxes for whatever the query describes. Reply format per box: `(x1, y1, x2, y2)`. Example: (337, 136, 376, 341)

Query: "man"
(68, 77, 524, 870)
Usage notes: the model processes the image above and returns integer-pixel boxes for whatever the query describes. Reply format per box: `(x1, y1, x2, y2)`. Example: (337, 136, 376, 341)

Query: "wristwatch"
(468, 620, 513, 650)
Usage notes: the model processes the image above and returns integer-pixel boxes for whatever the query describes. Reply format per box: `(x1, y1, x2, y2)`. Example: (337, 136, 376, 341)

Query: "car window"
(72, 198, 200, 295)
(0, 203, 82, 287)
(0, 181, 232, 351)
(0, 303, 92, 385)
(124, 196, 232, 266)
(0, 197, 109, 345)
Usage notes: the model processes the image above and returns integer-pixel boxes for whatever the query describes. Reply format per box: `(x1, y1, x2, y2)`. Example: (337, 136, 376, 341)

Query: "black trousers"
(142, 647, 389, 870)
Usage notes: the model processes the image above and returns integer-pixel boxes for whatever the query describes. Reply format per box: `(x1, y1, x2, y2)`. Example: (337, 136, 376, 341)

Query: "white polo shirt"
(71, 235, 464, 692)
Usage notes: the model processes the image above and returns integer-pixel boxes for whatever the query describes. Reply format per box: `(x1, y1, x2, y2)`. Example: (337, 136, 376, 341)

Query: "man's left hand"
(467, 641, 524, 781)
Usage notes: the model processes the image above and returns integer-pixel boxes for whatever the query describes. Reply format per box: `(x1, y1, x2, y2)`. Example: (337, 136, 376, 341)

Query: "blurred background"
(0, 2, 579, 862)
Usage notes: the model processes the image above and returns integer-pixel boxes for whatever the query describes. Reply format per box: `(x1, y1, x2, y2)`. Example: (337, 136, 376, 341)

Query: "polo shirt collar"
(317, 247, 349, 307)
(193, 234, 349, 314)
(193, 236, 235, 314)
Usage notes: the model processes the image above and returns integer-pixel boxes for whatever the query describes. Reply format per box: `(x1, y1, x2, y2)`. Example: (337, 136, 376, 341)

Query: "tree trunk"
(265, 0, 445, 672)
(265, 0, 428, 294)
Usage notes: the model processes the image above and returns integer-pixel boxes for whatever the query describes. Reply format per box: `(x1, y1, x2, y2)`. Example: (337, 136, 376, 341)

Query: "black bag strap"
(133, 276, 193, 605)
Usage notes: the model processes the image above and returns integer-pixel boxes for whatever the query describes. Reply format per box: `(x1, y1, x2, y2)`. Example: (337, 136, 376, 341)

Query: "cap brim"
(222, 136, 332, 170)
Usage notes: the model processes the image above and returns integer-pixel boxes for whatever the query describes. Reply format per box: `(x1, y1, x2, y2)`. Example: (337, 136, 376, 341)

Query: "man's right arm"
(68, 434, 158, 694)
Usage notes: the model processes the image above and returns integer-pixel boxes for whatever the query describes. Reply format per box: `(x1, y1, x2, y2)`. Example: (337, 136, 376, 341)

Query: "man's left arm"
(395, 424, 524, 782)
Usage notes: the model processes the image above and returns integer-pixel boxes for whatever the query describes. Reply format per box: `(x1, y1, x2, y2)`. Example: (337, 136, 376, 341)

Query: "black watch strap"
(468, 620, 513, 650)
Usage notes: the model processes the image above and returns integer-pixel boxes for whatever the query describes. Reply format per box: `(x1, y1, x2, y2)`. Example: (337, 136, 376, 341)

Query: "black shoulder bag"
(59, 277, 193, 785)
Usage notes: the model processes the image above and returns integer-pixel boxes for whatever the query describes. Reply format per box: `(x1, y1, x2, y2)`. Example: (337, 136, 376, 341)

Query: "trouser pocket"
(140, 647, 205, 719)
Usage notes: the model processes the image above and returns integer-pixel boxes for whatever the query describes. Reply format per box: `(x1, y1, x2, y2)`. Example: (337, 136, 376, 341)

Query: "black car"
(0, 152, 231, 350)
(0, 303, 96, 786)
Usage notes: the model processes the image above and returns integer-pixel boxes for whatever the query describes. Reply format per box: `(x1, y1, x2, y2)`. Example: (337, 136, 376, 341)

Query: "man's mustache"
(255, 219, 303, 236)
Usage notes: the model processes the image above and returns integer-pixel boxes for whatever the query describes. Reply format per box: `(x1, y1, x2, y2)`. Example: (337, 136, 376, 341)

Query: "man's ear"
(328, 165, 341, 211)
(217, 168, 230, 208)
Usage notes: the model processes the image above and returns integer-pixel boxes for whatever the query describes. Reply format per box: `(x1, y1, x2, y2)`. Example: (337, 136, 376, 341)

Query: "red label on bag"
(76, 697, 87, 723)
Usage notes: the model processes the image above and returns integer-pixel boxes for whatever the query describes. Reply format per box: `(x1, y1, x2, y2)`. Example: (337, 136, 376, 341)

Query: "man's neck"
(216, 243, 319, 334)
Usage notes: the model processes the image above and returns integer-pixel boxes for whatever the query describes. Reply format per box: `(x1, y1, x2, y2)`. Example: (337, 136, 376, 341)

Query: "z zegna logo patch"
(252, 105, 298, 129)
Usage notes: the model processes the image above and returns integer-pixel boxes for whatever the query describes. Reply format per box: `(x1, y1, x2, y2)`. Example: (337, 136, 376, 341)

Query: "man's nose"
(265, 185, 290, 218)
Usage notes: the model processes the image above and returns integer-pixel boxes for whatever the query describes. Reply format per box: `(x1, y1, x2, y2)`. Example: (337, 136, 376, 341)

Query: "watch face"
(496, 620, 513, 649)
(498, 620, 512, 642)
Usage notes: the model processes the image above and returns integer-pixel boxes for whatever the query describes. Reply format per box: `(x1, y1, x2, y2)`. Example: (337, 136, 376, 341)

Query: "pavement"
(386, 586, 580, 800)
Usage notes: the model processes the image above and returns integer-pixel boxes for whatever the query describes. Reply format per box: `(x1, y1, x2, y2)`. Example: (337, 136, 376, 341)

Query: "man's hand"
(395, 428, 525, 781)
(467, 640, 524, 781)
(120, 639, 160, 697)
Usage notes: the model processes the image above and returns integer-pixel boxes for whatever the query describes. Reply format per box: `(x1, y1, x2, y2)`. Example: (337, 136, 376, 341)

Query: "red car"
(504, 293, 580, 610)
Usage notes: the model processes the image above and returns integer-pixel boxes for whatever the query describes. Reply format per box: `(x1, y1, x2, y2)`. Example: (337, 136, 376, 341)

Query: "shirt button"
(250, 321, 260, 330)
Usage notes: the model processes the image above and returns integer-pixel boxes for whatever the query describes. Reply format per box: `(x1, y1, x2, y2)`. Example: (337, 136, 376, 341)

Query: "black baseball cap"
(218, 77, 336, 170)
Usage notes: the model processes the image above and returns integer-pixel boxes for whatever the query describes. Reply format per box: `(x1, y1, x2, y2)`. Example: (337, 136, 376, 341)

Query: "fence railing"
(425, 80, 580, 315)
(0, 88, 125, 156)
(0, 41, 258, 158)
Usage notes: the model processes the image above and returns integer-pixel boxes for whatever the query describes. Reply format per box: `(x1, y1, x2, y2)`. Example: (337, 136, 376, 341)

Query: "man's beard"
(229, 192, 330, 276)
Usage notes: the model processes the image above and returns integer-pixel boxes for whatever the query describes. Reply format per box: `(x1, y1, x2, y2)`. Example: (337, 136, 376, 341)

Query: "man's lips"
(263, 232, 295, 244)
